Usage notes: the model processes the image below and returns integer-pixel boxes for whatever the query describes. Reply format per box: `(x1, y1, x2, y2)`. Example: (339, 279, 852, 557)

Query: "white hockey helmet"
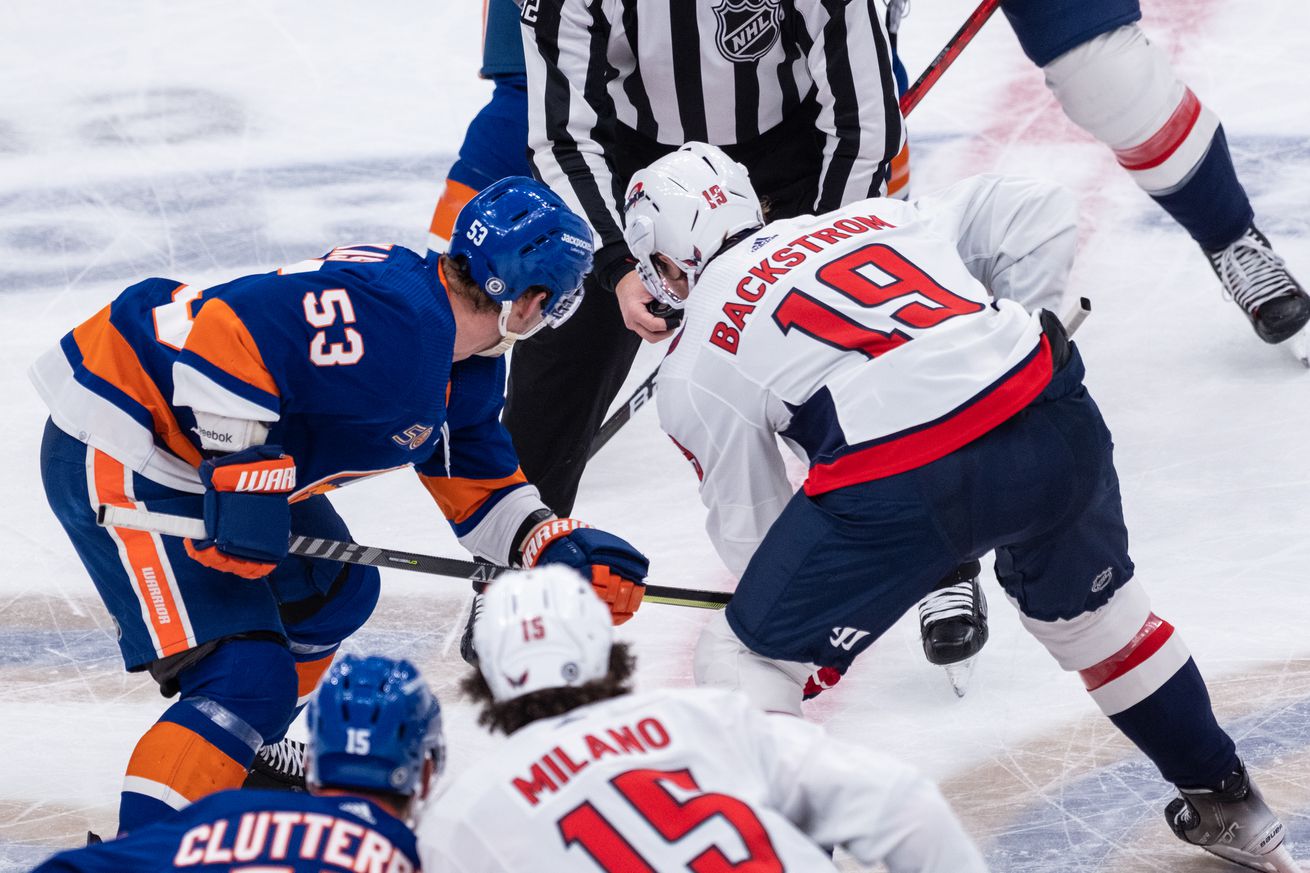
(623, 142, 764, 309)
(473, 566, 613, 703)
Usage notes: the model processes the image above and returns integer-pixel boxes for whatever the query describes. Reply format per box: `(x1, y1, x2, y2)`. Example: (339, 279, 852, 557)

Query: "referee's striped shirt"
(520, 0, 904, 281)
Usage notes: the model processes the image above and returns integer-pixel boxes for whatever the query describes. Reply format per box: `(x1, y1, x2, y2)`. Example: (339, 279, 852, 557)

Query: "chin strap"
(477, 301, 522, 357)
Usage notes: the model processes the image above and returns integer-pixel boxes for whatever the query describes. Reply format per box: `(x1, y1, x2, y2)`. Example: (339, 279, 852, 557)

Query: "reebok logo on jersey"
(194, 426, 233, 445)
(830, 627, 870, 650)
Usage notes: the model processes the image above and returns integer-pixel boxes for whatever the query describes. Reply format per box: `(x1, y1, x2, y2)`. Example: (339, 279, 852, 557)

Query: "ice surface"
(1, 0, 1307, 870)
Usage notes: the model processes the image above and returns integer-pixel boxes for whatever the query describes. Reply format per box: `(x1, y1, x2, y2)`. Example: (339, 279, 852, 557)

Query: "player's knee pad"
(1044, 25, 1219, 194)
(1017, 578, 1191, 716)
(694, 611, 812, 716)
(176, 637, 298, 743)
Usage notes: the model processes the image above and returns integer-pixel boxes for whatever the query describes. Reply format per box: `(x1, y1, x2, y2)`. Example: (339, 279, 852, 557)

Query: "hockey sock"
(1105, 656, 1238, 790)
(1073, 610, 1237, 788)
(1044, 24, 1253, 251)
(119, 639, 296, 833)
(1022, 579, 1238, 791)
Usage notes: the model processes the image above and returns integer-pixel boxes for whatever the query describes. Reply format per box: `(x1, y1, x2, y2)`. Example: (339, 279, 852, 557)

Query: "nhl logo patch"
(713, 0, 782, 63)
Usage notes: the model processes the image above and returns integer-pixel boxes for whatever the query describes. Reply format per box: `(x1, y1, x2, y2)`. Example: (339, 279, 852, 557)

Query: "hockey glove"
(184, 445, 296, 579)
(520, 518, 649, 624)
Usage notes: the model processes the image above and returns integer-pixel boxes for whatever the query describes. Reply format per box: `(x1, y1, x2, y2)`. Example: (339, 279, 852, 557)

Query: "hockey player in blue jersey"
(31, 176, 649, 835)
(32, 653, 440, 872)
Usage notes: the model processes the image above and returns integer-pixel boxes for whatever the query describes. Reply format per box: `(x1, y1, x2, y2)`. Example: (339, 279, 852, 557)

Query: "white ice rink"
(1, 0, 1308, 869)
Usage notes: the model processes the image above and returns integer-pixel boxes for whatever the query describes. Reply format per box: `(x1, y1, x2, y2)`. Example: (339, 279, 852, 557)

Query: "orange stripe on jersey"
(183, 298, 280, 397)
(126, 721, 248, 803)
(429, 179, 479, 243)
(296, 652, 336, 700)
(73, 305, 203, 468)
(94, 451, 193, 658)
(887, 141, 911, 197)
(420, 469, 529, 523)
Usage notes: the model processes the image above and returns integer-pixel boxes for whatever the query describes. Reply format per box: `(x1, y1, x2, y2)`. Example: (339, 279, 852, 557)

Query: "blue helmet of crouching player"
(449, 176, 594, 355)
(307, 654, 445, 800)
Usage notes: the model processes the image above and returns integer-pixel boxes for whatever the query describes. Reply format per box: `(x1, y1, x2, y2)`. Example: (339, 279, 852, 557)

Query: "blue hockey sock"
(1108, 657, 1238, 790)
(1151, 126, 1254, 252)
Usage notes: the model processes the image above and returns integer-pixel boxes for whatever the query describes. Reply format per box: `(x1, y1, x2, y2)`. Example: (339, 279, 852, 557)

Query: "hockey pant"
(40, 420, 380, 831)
(696, 346, 1238, 789)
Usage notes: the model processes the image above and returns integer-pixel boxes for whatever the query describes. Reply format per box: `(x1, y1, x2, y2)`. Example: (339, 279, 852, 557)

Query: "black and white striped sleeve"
(794, 0, 904, 211)
(520, 0, 628, 260)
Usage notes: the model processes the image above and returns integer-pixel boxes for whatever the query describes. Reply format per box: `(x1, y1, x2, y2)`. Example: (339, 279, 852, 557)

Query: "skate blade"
(1204, 841, 1303, 873)
(943, 656, 977, 698)
(1289, 329, 1309, 369)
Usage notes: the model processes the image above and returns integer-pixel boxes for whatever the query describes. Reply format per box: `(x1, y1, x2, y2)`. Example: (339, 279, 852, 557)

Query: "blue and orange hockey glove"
(184, 446, 296, 580)
(520, 518, 649, 625)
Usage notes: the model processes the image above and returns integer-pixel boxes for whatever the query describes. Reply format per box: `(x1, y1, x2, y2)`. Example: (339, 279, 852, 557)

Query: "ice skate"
(1166, 763, 1300, 872)
(1206, 225, 1310, 352)
(918, 561, 988, 697)
(242, 737, 306, 792)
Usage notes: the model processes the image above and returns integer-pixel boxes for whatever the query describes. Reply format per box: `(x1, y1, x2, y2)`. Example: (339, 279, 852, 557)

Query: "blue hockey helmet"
(307, 654, 445, 796)
(448, 176, 593, 331)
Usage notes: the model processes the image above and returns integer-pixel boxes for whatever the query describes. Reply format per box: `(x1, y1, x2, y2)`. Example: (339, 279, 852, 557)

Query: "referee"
(505, 0, 905, 516)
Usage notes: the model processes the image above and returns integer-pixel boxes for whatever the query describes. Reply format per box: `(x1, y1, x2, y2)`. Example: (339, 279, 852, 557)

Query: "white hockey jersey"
(417, 688, 986, 872)
(658, 175, 1079, 576)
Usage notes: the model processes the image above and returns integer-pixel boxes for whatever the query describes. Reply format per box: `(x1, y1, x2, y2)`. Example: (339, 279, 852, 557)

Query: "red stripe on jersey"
(1115, 89, 1203, 172)
(1079, 613, 1175, 692)
(802, 336, 1053, 495)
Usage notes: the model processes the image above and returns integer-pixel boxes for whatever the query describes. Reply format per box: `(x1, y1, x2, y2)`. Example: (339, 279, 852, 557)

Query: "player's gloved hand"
(520, 518, 649, 624)
(184, 446, 296, 579)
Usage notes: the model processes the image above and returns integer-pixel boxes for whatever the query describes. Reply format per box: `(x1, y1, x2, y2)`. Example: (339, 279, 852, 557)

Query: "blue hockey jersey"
(30, 244, 546, 564)
(32, 789, 420, 872)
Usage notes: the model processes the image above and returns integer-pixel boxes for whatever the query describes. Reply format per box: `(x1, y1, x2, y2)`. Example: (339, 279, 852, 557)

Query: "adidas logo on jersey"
(338, 800, 376, 824)
(750, 235, 776, 251)
(830, 627, 870, 650)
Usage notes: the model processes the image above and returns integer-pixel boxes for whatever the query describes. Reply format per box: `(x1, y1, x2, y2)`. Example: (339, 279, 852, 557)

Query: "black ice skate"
(1166, 762, 1299, 872)
(243, 737, 306, 792)
(918, 560, 988, 697)
(1206, 225, 1310, 358)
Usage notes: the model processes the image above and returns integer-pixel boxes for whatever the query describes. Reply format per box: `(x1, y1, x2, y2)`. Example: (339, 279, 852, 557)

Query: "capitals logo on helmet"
(473, 566, 613, 703)
(450, 176, 594, 333)
(622, 142, 763, 310)
(307, 654, 445, 796)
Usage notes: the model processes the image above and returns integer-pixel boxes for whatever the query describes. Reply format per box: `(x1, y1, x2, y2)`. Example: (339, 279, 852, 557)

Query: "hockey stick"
(587, 365, 660, 460)
(589, 3, 1003, 459)
(95, 504, 731, 610)
(898, 0, 1003, 116)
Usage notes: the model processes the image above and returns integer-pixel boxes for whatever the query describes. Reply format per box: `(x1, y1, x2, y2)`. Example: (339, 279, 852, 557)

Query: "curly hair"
(460, 643, 637, 735)
(439, 254, 500, 315)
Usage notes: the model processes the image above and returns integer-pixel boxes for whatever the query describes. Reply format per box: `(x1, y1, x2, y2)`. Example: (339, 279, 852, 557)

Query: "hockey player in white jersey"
(418, 566, 987, 872)
(621, 143, 1299, 872)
